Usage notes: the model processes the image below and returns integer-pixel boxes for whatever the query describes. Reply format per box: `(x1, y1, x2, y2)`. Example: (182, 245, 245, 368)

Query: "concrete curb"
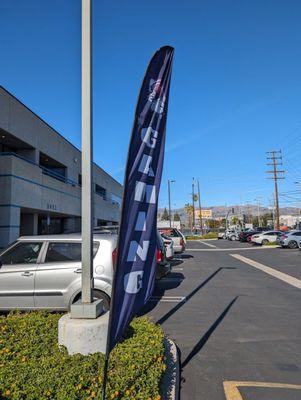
(160, 337, 180, 400)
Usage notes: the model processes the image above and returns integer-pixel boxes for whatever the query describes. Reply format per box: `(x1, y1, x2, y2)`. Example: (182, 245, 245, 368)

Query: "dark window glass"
(293, 232, 301, 236)
(45, 242, 99, 263)
(95, 184, 107, 200)
(1, 242, 43, 265)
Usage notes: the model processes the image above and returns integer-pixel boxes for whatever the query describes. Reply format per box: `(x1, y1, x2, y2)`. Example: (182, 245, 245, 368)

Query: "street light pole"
(81, 0, 93, 304)
(168, 180, 175, 228)
(192, 178, 195, 232)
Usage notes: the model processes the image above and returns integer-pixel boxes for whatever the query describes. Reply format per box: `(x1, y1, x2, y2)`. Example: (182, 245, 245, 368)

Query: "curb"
(160, 337, 180, 400)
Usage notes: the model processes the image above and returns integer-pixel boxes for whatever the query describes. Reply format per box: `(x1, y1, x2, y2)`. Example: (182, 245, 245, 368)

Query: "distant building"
(279, 214, 301, 228)
(194, 209, 212, 220)
(157, 220, 181, 229)
(0, 86, 122, 248)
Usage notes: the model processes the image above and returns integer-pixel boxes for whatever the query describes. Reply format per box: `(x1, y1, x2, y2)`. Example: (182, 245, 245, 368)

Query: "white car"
(158, 228, 186, 253)
(161, 234, 174, 259)
(251, 230, 282, 245)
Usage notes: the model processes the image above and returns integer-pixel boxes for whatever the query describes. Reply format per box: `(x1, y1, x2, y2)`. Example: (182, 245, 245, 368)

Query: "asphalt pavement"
(143, 239, 301, 400)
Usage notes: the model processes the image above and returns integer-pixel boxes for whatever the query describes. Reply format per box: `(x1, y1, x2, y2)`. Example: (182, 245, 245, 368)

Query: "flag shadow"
(138, 271, 185, 316)
(181, 296, 238, 368)
(156, 267, 236, 325)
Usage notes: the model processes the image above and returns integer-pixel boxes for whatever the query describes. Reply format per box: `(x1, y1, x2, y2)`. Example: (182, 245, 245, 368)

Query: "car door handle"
(21, 271, 33, 277)
(74, 268, 82, 274)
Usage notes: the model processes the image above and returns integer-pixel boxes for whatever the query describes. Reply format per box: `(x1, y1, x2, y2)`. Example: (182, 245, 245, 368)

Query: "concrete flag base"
(58, 312, 109, 355)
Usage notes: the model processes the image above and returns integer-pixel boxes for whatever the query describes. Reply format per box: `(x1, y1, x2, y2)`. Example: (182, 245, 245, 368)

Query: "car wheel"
(262, 239, 269, 245)
(73, 290, 110, 313)
(231, 235, 236, 241)
(288, 240, 298, 249)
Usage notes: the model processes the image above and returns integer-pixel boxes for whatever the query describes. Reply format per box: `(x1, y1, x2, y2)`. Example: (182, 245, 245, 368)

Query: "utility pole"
(254, 197, 262, 227)
(266, 150, 285, 230)
(168, 179, 175, 228)
(197, 180, 203, 235)
(192, 178, 195, 232)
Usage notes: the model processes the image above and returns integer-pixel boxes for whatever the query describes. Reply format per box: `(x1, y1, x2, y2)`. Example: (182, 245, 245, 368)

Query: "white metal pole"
(81, 0, 93, 304)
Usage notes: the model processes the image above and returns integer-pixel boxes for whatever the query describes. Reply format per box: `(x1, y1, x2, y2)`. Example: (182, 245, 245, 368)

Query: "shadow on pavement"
(138, 271, 185, 316)
(181, 296, 238, 368)
(156, 267, 236, 325)
(180, 254, 194, 259)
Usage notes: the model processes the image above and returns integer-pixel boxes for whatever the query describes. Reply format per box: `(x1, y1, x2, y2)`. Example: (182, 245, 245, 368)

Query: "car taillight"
(180, 238, 184, 246)
(156, 249, 162, 263)
(112, 248, 117, 269)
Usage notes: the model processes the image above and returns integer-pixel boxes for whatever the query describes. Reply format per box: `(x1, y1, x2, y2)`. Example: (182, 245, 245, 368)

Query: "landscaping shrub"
(0, 312, 165, 400)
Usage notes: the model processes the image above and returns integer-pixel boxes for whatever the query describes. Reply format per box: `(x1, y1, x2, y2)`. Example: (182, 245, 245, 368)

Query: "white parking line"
(172, 267, 183, 271)
(149, 296, 186, 302)
(230, 254, 301, 290)
(186, 246, 278, 252)
(199, 241, 217, 248)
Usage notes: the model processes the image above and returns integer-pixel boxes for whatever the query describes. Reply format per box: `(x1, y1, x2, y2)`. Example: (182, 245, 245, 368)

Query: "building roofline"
(0, 85, 122, 187)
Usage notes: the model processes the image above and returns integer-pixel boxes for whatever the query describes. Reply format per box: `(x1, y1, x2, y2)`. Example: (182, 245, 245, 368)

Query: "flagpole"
(81, 0, 93, 305)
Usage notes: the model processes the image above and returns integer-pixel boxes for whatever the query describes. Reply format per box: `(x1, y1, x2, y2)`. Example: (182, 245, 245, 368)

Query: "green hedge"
(0, 312, 165, 400)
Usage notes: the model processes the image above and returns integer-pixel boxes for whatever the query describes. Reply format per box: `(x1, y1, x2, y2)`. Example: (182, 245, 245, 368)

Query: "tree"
(232, 216, 239, 225)
(161, 207, 169, 221)
(173, 212, 181, 221)
(184, 203, 194, 230)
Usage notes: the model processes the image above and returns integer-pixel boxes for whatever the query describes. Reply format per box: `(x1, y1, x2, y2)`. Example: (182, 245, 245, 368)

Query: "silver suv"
(0, 234, 117, 312)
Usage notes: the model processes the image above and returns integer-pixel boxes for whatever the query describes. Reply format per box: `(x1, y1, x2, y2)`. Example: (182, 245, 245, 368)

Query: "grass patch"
(0, 312, 165, 400)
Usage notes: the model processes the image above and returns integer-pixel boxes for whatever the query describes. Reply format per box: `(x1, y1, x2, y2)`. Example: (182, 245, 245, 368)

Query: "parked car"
(0, 234, 117, 312)
(160, 233, 174, 259)
(227, 230, 240, 241)
(251, 230, 282, 245)
(156, 232, 171, 279)
(157, 228, 185, 253)
(217, 229, 226, 239)
(239, 229, 261, 242)
(278, 230, 301, 249)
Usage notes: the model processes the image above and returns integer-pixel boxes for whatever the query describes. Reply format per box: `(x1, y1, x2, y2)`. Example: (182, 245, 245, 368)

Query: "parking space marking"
(186, 246, 278, 251)
(223, 381, 301, 400)
(172, 267, 183, 271)
(231, 254, 301, 289)
(149, 296, 186, 303)
(199, 241, 217, 248)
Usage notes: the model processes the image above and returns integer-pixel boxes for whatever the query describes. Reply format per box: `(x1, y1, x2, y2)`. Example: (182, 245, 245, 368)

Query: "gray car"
(278, 230, 301, 249)
(0, 234, 117, 312)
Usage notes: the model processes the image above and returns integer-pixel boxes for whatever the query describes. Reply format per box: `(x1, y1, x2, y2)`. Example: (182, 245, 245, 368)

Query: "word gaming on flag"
(102, 46, 174, 399)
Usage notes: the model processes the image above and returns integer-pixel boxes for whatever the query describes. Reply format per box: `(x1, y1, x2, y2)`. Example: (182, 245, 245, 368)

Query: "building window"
(39, 152, 66, 183)
(78, 174, 82, 186)
(111, 193, 122, 207)
(95, 184, 106, 200)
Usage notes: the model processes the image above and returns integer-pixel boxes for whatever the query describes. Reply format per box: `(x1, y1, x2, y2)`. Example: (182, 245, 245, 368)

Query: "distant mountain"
(158, 205, 300, 223)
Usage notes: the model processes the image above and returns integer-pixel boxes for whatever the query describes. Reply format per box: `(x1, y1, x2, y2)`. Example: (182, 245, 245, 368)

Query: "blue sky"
(1, 0, 301, 209)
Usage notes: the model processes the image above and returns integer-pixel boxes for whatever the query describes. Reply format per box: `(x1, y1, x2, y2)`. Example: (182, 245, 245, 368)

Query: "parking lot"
(145, 239, 301, 400)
